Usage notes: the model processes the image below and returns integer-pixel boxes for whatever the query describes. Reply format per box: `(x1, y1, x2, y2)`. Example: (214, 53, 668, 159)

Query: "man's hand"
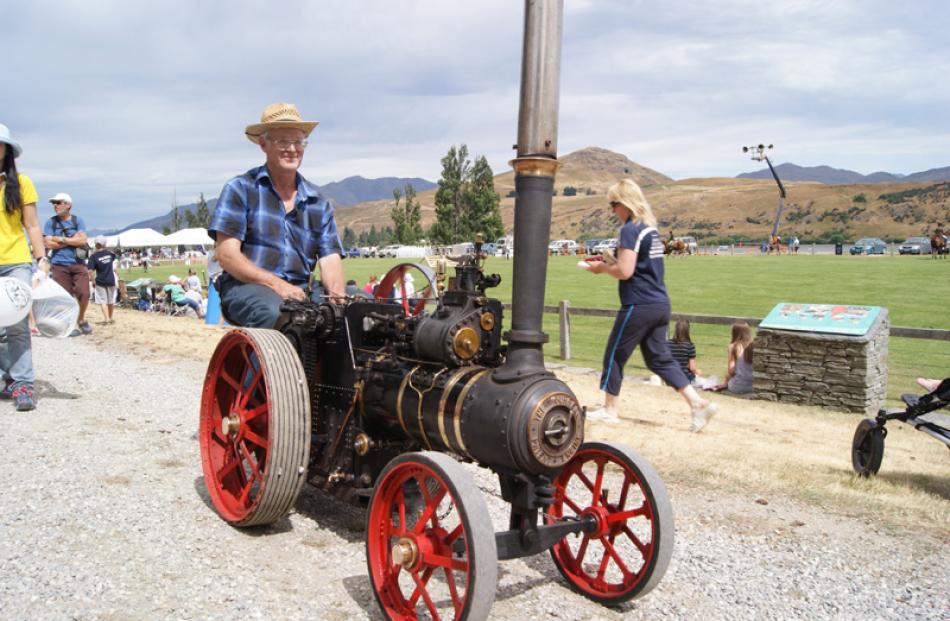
(272, 279, 306, 301)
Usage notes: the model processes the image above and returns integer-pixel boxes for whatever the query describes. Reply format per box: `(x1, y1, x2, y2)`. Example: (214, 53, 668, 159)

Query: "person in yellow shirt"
(0, 123, 46, 411)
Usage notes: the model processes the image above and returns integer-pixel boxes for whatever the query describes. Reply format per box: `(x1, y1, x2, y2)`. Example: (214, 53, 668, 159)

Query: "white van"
(495, 235, 514, 256)
(548, 239, 578, 255)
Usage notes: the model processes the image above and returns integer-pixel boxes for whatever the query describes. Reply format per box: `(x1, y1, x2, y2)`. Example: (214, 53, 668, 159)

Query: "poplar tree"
(390, 184, 423, 244)
(431, 145, 502, 244)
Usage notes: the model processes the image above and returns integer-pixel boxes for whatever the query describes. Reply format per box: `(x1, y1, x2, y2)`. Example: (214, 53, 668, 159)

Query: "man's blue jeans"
(217, 275, 321, 328)
(218, 278, 281, 328)
(0, 263, 35, 386)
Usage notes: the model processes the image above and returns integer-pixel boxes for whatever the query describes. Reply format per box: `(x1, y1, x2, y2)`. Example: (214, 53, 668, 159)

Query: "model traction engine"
(198, 3, 674, 619)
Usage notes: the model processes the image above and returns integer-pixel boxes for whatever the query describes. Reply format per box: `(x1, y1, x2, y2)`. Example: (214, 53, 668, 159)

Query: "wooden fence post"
(559, 299, 571, 359)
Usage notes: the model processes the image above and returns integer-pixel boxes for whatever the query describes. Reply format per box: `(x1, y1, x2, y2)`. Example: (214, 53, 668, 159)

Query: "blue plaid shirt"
(209, 165, 344, 285)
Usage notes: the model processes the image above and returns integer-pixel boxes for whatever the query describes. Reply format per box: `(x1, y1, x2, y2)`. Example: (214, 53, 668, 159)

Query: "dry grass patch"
(562, 372, 950, 538)
(87, 307, 949, 538)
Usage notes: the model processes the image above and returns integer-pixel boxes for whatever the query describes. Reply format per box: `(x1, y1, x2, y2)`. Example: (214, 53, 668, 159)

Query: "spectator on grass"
(209, 102, 345, 328)
(345, 278, 371, 299)
(0, 123, 46, 411)
(87, 236, 118, 324)
(581, 179, 718, 432)
(163, 275, 202, 317)
(669, 318, 718, 390)
(363, 275, 379, 296)
(43, 192, 92, 336)
(185, 268, 201, 293)
(712, 321, 754, 394)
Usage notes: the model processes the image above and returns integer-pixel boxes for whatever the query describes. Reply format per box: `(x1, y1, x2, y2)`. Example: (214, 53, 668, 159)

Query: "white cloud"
(3, 0, 948, 228)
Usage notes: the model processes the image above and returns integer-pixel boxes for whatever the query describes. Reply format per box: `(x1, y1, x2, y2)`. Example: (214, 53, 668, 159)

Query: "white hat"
(49, 192, 73, 204)
(95, 235, 107, 246)
(404, 273, 414, 282)
(168, 275, 181, 284)
(0, 124, 23, 159)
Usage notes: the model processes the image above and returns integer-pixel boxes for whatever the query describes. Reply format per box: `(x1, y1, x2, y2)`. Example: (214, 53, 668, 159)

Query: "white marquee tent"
(163, 228, 214, 246)
(104, 228, 168, 248)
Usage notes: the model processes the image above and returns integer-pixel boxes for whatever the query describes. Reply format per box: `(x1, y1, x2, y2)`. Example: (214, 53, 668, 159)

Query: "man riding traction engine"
(197, 2, 674, 619)
(198, 244, 673, 618)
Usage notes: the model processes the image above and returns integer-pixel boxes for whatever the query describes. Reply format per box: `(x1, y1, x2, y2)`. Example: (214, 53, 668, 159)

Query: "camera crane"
(743, 144, 787, 250)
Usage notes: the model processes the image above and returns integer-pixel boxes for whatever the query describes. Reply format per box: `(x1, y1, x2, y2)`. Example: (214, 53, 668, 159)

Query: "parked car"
(849, 238, 887, 255)
(674, 236, 698, 254)
(359, 246, 378, 258)
(580, 238, 603, 254)
(548, 239, 578, 255)
(898, 237, 932, 255)
(591, 239, 618, 254)
(345, 246, 361, 258)
(480, 242, 496, 255)
(379, 244, 402, 258)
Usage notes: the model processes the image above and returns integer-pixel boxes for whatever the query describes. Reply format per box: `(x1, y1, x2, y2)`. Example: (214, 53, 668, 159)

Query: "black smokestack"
(496, 0, 563, 382)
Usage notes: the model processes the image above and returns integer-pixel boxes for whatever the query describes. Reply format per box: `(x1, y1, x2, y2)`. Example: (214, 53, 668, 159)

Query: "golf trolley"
(851, 378, 950, 476)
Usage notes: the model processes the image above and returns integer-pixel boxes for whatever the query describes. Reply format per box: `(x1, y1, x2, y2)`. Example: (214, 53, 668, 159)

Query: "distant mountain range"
(737, 163, 950, 184)
(95, 175, 437, 235)
(321, 175, 437, 207)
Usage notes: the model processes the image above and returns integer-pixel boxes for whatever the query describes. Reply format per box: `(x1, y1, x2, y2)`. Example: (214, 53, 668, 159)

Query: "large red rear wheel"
(547, 441, 673, 604)
(199, 328, 311, 527)
(366, 452, 497, 621)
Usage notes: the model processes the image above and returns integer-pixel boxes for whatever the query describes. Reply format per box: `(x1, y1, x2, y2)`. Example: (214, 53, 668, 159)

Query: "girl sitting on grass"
(669, 318, 719, 390)
(713, 321, 754, 394)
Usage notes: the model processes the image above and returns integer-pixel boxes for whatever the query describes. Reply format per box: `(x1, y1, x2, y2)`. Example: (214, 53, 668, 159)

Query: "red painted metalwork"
(199, 331, 272, 523)
(375, 264, 429, 317)
(547, 444, 659, 603)
(367, 460, 474, 620)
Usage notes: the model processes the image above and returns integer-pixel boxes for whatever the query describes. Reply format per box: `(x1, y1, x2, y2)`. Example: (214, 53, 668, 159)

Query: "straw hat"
(245, 103, 318, 144)
(0, 124, 23, 159)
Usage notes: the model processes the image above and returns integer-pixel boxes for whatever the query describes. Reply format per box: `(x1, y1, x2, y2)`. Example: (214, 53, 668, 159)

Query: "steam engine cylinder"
(360, 364, 583, 476)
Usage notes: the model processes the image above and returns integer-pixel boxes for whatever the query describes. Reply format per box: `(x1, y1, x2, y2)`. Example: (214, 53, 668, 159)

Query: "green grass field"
(124, 253, 949, 404)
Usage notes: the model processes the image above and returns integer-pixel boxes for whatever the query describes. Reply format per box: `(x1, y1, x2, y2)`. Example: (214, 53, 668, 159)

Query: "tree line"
(344, 144, 504, 248)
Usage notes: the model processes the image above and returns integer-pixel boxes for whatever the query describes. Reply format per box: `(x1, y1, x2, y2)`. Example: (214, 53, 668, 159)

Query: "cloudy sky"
(6, 0, 949, 229)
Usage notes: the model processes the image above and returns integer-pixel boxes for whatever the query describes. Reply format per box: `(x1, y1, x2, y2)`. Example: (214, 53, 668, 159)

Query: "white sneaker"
(690, 402, 718, 433)
(586, 407, 620, 423)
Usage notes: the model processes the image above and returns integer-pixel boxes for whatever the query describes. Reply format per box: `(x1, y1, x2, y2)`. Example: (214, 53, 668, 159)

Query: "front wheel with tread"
(852, 418, 885, 477)
(366, 452, 497, 621)
(547, 441, 674, 604)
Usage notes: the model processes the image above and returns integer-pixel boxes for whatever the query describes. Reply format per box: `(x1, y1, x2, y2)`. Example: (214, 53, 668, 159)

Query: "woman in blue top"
(583, 179, 718, 432)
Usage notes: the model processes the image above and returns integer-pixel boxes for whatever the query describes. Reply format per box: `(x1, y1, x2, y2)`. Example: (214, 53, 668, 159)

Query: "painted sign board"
(758, 303, 882, 336)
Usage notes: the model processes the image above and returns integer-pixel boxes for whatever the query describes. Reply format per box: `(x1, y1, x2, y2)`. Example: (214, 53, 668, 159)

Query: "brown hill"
(334, 147, 950, 243)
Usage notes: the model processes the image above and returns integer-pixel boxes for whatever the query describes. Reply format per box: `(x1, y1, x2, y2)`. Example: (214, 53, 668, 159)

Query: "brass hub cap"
(391, 537, 419, 568)
(221, 413, 241, 437)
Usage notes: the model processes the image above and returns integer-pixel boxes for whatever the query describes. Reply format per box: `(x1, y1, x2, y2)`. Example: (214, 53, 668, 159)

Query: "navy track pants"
(599, 304, 689, 396)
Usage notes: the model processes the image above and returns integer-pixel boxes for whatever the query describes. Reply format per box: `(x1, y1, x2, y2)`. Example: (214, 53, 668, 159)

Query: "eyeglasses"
(609, 201, 622, 209)
(51, 200, 67, 205)
(272, 139, 308, 150)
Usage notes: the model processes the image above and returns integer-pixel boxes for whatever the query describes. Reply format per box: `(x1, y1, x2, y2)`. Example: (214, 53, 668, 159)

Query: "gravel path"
(1, 335, 947, 620)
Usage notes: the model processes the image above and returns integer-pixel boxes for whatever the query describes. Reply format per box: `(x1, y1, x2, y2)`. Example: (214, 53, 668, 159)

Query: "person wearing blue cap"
(0, 123, 47, 411)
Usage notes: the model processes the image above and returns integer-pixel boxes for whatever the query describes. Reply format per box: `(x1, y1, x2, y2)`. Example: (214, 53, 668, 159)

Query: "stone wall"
(752, 310, 889, 413)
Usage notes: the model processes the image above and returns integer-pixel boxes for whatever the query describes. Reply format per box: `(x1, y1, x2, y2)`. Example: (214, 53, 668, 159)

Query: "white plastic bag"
(32, 277, 79, 338)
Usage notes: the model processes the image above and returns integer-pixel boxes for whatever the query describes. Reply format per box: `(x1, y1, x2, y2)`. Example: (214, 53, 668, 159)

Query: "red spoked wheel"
(375, 262, 437, 317)
(366, 452, 497, 621)
(199, 328, 311, 527)
(547, 441, 673, 604)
